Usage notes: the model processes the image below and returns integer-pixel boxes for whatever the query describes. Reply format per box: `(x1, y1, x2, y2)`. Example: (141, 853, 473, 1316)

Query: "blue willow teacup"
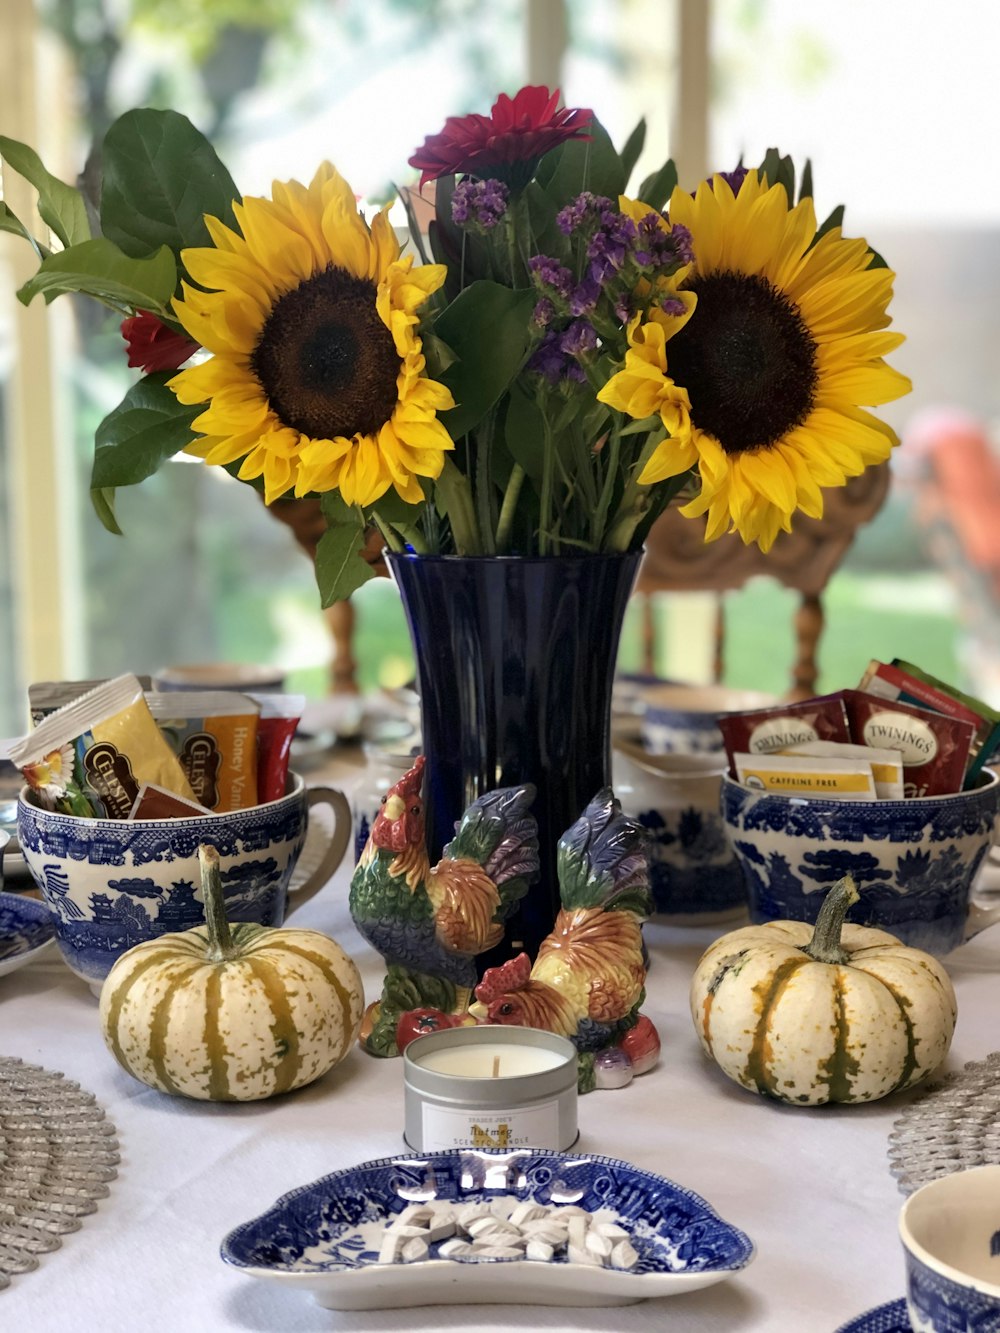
(640, 684, 776, 756)
(720, 769, 1000, 956)
(17, 772, 350, 993)
(900, 1165, 1000, 1331)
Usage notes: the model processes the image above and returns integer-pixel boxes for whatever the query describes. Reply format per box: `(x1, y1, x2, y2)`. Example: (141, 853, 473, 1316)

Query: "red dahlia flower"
(409, 85, 593, 191)
(121, 311, 199, 373)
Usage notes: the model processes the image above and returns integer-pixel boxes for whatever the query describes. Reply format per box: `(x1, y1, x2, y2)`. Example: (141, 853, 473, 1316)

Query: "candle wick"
(492, 1055, 500, 1078)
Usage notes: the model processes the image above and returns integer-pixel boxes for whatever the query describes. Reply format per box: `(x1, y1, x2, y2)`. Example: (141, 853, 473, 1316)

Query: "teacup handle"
(285, 786, 352, 915)
(965, 900, 1000, 941)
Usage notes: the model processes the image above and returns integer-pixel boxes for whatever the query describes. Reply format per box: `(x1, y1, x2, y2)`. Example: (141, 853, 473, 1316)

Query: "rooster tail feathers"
(557, 787, 652, 917)
(443, 783, 540, 915)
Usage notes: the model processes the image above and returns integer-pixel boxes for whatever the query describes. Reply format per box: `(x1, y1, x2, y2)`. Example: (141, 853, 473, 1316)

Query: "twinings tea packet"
(145, 691, 260, 812)
(247, 693, 305, 804)
(128, 783, 210, 820)
(717, 694, 851, 778)
(28, 676, 152, 725)
(782, 740, 905, 800)
(840, 689, 975, 798)
(880, 659, 1000, 786)
(8, 674, 197, 818)
(734, 752, 878, 800)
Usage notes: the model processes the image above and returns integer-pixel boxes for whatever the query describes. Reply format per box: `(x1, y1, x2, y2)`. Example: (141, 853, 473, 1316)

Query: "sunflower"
(599, 171, 911, 550)
(169, 162, 455, 507)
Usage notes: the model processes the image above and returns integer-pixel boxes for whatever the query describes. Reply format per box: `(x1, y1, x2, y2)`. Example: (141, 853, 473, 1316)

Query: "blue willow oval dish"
(220, 1148, 754, 1311)
(0, 891, 55, 978)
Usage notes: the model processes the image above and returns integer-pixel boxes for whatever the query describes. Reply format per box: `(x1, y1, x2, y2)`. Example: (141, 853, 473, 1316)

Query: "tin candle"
(403, 1026, 578, 1152)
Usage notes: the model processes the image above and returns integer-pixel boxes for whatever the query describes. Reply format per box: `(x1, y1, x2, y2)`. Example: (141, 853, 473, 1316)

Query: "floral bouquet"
(0, 86, 910, 605)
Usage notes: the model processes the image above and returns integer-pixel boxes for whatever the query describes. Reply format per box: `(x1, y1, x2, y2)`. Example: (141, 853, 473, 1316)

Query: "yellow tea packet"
(8, 674, 197, 818)
(734, 751, 878, 801)
(145, 691, 260, 812)
(781, 740, 905, 800)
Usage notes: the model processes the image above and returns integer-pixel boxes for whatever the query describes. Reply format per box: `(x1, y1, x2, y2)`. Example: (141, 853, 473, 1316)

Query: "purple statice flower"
(527, 330, 586, 383)
(451, 177, 509, 229)
(556, 191, 602, 235)
(532, 297, 556, 327)
(528, 254, 574, 299)
(670, 222, 694, 265)
(614, 293, 633, 324)
(568, 275, 601, 317)
(659, 295, 688, 317)
(559, 319, 597, 356)
(717, 164, 749, 195)
(586, 212, 635, 283)
(632, 212, 676, 268)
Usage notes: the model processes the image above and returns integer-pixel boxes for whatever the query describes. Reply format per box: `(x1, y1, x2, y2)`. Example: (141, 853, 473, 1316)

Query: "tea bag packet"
(841, 690, 975, 798)
(8, 674, 197, 818)
(128, 784, 210, 820)
(247, 693, 305, 804)
(860, 659, 1000, 787)
(734, 752, 879, 800)
(782, 740, 905, 800)
(717, 695, 851, 778)
(145, 692, 260, 812)
(28, 676, 152, 725)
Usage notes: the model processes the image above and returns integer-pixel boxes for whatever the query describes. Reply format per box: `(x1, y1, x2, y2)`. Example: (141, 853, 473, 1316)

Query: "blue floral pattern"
(636, 806, 746, 916)
(721, 775, 1000, 955)
(0, 892, 55, 966)
(905, 1249, 1000, 1330)
(221, 1148, 754, 1278)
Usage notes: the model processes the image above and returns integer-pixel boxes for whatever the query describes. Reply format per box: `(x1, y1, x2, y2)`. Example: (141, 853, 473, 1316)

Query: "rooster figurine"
(470, 788, 660, 1091)
(350, 755, 540, 1056)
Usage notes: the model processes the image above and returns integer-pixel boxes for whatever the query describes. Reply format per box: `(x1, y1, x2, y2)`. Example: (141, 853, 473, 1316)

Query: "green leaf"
(100, 109, 240, 260)
(314, 516, 377, 606)
(434, 281, 538, 439)
(16, 238, 177, 312)
(503, 381, 547, 482)
(798, 158, 813, 203)
(866, 248, 889, 270)
(0, 201, 48, 259)
(90, 487, 123, 535)
(619, 119, 647, 190)
(619, 413, 661, 437)
(814, 203, 845, 244)
(540, 116, 625, 206)
(395, 182, 431, 266)
(0, 136, 90, 248)
(91, 373, 199, 489)
(636, 158, 678, 212)
(758, 148, 795, 200)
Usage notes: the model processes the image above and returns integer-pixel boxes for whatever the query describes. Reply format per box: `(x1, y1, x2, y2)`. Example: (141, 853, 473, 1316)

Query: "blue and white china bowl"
(900, 1165, 1000, 1332)
(721, 769, 1000, 955)
(613, 739, 747, 923)
(221, 1148, 755, 1311)
(640, 684, 776, 756)
(834, 1298, 911, 1332)
(16, 772, 349, 992)
(0, 891, 56, 978)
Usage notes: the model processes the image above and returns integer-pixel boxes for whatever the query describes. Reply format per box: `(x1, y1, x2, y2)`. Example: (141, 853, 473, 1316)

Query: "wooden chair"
(634, 464, 892, 698)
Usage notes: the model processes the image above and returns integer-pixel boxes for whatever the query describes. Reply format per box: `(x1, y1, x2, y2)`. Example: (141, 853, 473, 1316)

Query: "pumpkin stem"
(198, 844, 237, 962)
(802, 874, 860, 964)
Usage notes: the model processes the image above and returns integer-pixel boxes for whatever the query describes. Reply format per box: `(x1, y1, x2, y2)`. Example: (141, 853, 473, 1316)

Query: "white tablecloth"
(3, 762, 998, 1333)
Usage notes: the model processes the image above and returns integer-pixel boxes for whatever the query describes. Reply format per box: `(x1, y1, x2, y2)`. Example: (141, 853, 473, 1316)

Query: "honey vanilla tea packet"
(7, 674, 197, 818)
(145, 691, 260, 812)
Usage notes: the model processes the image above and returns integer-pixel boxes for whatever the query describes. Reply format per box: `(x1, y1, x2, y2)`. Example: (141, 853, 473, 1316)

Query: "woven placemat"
(0, 1056, 119, 1290)
(888, 1051, 1000, 1194)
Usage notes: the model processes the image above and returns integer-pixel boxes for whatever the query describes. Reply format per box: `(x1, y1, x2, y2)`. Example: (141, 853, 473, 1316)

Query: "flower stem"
(496, 463, 526, 553)
(435, 457, 482, 554)
(371, 510, 404, 552)
(602, 431, 663, 552)
(538, 409, 555, 556)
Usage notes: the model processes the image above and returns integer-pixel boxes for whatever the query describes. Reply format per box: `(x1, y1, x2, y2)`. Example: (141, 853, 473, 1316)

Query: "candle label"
(421, 1099, 562, 1151)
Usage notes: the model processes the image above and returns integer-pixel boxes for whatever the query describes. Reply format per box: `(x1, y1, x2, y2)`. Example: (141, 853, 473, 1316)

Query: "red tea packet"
(248, 693, 305, 803)
(840, 690, 975, 798)
(717, 694, 851, 777)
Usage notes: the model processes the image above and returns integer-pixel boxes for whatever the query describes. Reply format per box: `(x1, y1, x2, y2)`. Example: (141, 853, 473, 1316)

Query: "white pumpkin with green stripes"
(689, 875, 957, 1106)
(100, 845, 364, 1101)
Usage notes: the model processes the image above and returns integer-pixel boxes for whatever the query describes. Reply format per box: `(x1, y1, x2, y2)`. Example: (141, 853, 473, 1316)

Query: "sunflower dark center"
(666, 270, 818, 455)
(250, 266, 401, 440)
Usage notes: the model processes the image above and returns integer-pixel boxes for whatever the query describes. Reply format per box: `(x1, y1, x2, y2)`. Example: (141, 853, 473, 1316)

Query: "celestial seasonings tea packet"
(127, 783, 210, 820)
(247, 693, 305, 804)
(145, 691, 260, 812)
(7, 674, 197, 817)
(839, 689, 975, 798)
(717, 694, 851, 778)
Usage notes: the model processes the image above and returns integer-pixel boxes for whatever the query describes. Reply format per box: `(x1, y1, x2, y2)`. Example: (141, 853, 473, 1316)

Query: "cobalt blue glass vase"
(386, 550, 642, 972)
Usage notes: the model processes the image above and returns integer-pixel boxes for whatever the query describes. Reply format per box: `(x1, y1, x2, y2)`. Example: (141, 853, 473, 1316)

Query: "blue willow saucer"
(0, 892, 56, 978)
(835, 1298, 910, 1332)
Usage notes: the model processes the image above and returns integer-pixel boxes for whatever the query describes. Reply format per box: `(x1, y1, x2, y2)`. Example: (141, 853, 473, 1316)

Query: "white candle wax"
(413, 1042, 568, 1078)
